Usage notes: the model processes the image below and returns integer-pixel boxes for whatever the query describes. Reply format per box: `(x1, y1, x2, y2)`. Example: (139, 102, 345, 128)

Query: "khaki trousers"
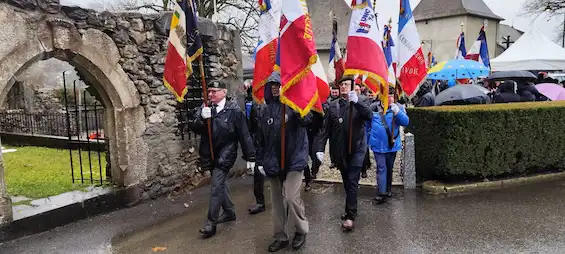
(269, 171, 309, 241)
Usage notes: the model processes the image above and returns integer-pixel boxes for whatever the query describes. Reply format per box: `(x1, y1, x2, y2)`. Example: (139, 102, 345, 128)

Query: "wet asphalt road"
(113, 180, 565, 254)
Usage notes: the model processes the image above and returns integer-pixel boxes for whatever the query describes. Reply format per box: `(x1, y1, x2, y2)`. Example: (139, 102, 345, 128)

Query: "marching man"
(188, 80, 256, 238)
(255, 72, 309, 252)
(315, 76, 373, 231)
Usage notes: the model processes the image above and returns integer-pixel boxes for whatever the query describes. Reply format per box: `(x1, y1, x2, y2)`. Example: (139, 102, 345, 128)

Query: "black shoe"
(217, 212, 236, 223)
(386, 192, 392, 197)
(312, 174, 317, 180)
(305, 183, 312, 192)
(199, 224, 216, 238)
(292, 233, 307, 250)
(268, 240, 289, 252)
(361, 171, 368, 178)
(374, 196, 387, 204)
(248, 204, 266, 215)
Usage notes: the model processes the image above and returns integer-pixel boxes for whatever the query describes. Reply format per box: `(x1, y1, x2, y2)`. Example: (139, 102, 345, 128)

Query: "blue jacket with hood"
(254, 72, 311, 177)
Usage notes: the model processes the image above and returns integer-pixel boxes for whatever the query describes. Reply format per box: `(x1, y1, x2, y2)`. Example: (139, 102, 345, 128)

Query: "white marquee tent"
(491, 29, 565, 72)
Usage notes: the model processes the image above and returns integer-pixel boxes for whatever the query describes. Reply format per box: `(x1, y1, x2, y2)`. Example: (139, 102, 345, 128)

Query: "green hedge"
(407, 102, 565, 182)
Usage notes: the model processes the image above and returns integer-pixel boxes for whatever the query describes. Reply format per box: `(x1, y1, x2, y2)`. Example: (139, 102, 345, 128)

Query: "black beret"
(337, 76, 355, 84)
(209, 80, 226, 89)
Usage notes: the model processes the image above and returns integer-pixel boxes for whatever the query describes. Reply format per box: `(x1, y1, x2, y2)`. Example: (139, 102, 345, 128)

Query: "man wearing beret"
(314, 76, 372, 231)
(189, 80, 256, 238)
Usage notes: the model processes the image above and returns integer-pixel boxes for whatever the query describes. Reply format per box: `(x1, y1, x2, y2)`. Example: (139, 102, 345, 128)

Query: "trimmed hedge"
(408, 102, 565, 182)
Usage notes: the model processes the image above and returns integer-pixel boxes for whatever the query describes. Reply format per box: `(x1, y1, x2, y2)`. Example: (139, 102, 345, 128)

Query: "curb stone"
(423, 171, 565, 194)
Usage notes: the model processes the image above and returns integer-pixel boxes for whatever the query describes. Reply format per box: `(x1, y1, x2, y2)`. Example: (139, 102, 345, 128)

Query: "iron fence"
(0, 107, 104, 138)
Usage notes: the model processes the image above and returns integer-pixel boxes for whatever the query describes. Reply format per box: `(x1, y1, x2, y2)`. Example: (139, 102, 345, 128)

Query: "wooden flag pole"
(280, 105, 286, 170)
(348, 81, 354, 155)
(198, 55, 215, 160)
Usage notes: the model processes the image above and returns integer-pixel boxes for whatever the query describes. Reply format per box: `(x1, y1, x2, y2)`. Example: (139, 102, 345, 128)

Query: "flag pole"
(348, 80, 354, 155)
(198, 55, 215, 160)
(280, 105, 286, 170)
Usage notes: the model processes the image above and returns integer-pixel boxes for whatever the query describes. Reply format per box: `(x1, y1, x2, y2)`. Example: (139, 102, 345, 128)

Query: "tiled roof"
(413, 0, 503, 22)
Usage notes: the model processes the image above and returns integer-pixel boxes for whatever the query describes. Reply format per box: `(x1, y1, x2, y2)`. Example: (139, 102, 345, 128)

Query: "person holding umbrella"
(314, 76, 372, 231)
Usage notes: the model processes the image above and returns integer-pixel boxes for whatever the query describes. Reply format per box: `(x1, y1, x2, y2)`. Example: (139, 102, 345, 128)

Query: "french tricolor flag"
(344, 0, 389, 108)
(397, 0, 427, 98)
(465, 26, 490, 68)
(279, 0, 328, 116)
(327, 17, 345, 84)
(455, 31, 467, 59)
(252, 0, 281, 103)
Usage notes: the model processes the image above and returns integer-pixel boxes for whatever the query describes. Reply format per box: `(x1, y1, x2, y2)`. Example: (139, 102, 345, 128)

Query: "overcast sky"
(61, 0, 563, 42)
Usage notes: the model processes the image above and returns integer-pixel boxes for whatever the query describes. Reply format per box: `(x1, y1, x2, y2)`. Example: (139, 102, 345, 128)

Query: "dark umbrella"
(486, 71, 537, 81)
(434, 85, 491, 106)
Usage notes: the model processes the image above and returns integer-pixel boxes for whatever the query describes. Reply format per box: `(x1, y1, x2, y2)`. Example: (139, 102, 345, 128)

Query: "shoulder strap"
(379, 111, 396, 149)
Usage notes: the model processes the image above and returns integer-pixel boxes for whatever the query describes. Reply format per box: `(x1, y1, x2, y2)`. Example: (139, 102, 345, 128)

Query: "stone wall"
(1, 0, 245, 201)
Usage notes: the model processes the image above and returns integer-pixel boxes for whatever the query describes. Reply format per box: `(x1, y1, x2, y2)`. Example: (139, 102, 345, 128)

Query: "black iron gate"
(62, 72, 110, 185)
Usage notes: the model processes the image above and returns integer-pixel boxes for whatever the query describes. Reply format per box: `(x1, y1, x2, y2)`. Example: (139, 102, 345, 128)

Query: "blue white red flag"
(328, 16, 345, 84)
(465, 26, 490, 68)
(279, 0, 328, 117)
(252, 0, 281, 103)
(382, 24, 396, 86)
(397, 0, 427, 98)
(456, 32, 467, 59)
(344, 0, 389, 108)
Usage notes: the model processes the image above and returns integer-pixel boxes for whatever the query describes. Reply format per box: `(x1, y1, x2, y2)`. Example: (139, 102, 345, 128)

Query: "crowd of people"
(413, 72, 565, 107)
(188, 72, 409, 252)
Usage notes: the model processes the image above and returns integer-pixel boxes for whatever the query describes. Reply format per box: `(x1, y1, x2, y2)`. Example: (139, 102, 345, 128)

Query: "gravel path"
(316, 131, 404, 186)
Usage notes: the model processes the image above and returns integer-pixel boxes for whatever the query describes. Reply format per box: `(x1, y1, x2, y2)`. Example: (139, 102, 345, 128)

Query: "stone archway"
(0, 0, 245, 227)
(0, 3, 148, 214)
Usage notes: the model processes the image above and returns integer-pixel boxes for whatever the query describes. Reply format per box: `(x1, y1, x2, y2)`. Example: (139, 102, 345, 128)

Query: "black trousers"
(340, 165, 362, 220)
(304, 131, 321, 182)
(207, 168, 234, 225)
(361, 147, 371, 174)
(253, 165, 265, 205)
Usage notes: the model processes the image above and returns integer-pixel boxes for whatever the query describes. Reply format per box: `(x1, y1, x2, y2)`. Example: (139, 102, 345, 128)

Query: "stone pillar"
(402, 133, 416, 189)
(0, 138, 13, 225)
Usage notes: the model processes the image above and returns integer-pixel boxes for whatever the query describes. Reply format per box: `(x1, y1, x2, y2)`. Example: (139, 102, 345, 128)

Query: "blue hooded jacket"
(255, 72, 311, 177)
(369, 103, 409, 154)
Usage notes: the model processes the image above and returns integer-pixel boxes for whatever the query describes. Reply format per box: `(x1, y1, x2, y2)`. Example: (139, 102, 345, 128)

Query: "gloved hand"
(247, 161, 256, 170)
(201, 107, 212, 119)
(348, 91, 359, 103)
(390, 103, 400, 115)
(257, 166, 266, 176)
(316, 152, 324, 163)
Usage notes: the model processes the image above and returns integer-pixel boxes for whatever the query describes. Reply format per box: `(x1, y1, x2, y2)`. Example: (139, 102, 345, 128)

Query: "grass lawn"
(3, 146, 107, 199)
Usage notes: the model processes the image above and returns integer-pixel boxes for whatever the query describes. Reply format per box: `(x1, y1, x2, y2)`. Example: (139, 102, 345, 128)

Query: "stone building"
(413, 0, 503, 62)
(309, 0, 350, 81)
(0, 0, 246, 222)
(496, 24, 524, 56)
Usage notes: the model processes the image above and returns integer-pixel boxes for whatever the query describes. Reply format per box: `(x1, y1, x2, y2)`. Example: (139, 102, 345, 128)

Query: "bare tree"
(523, 0, 565, 46)
(105, 0, 259, 53)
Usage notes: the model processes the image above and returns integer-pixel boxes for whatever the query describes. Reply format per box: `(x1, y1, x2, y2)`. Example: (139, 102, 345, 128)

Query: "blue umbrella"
(427, 59, 490, 80)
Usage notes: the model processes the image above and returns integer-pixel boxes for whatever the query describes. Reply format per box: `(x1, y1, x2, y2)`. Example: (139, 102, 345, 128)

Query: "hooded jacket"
(314, 93, 373, 170)
(189, 97, 256, 171)
(254, 72, 311, 177)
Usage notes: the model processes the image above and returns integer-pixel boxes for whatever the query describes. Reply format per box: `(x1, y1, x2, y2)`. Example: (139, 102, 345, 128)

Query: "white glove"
(201, 107, 212, 119)
(257, 166, 266, 176)
(247, 161, 256, 170)
(316, 152, 324, 163)
(390, 103, 400, 115)
(348, 91, 359, 103)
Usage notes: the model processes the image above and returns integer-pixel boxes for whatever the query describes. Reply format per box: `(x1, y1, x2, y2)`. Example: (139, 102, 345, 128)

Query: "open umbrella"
(535, 83, 565, 101)
(486, 71, 537, 81)
(427, 59, 490, 80)
(434, 85, 491, 106)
